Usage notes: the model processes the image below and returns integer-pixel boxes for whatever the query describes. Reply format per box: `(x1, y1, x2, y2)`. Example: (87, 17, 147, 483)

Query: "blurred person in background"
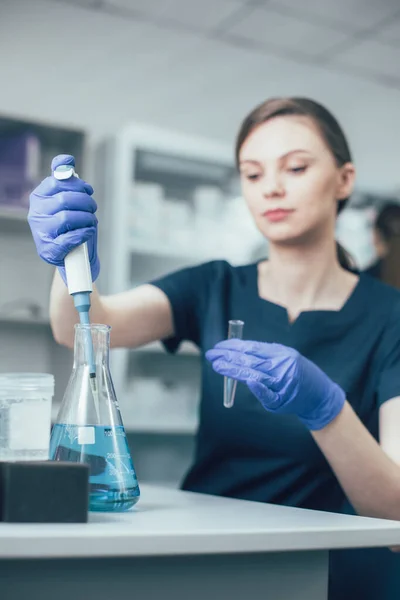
(365, 202, 400, 288)
(28, 97, 400, 600)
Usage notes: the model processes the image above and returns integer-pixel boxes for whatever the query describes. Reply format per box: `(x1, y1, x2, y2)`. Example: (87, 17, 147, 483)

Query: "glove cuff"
(299, 383, 346, 431)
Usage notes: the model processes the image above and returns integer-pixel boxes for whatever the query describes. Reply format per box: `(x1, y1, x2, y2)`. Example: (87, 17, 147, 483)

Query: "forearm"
(50, 272, 174, 350)
(49, 270, 107, 348)
(312, 401, 400, 520)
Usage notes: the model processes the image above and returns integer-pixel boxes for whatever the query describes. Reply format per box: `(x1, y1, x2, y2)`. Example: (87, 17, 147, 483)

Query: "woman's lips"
(263, 209, 294, 223)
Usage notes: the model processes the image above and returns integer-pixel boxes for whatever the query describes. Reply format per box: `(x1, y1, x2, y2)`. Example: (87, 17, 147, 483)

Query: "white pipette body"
(53, 164, 99, 419)
(53, 165, 92, 295)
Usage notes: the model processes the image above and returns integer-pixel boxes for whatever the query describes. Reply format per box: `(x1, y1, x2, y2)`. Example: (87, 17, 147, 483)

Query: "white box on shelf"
(221, 196, 266, 263)
(336, 207, 376, 269)
(163, 198, 193, 248)
(95, 123, 236, 428)
(192, 185, 224, 254)
(130, 182, 164, 241)
(193, 185, 223, 219)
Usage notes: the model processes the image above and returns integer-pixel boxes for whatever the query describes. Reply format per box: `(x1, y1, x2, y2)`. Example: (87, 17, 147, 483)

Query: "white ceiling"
(0, 0, 399, 192)
(377, 19, 400, 44)
(271, 0, 400, 32)
(332, 39, 400, 80)
(106, 0, 248, 31)
(224, 7, 351, 57)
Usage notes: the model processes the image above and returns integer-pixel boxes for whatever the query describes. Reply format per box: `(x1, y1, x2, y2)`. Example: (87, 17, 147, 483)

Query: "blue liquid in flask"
(50, 423, 140, 512)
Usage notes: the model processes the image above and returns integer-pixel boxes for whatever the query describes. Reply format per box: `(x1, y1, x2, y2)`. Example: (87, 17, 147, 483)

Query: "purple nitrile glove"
(206, 339, 345, 430)
(28, 154, 100, 285)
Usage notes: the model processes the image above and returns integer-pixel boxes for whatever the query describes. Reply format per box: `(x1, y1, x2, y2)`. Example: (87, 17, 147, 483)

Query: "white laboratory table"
(1, 484, 400, 600)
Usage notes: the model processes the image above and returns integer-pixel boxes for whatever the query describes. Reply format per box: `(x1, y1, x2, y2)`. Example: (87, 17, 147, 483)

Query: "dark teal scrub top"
(151, 260, 400, 599)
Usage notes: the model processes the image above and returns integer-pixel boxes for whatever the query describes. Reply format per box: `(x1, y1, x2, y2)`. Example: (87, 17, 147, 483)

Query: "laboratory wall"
(1, 0, 400, 191)
(1, 0, 400, 486)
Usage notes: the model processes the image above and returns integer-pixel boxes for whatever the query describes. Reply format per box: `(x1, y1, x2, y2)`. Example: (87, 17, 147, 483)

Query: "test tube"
(223, 319, 244, 409)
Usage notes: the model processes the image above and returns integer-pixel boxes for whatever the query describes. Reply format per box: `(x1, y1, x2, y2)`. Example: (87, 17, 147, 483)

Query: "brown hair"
(235, 97, 355, 270)
(375, 203, 400, 288)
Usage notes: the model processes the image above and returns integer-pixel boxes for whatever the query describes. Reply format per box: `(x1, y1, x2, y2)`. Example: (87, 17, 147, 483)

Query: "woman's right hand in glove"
(28, 154, 100, 284)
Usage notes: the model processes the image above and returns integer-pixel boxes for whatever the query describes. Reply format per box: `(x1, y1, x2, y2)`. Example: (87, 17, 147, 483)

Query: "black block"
(0, 460, 89, 523)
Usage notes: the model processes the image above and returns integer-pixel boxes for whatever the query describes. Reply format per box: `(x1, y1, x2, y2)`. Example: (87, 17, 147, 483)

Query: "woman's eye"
(288, 166, 307, 174)
(245, 173, 260, 181)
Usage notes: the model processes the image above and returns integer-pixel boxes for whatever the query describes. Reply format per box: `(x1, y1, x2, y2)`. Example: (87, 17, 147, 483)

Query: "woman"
(28, 97, 400, 599)
(365, 202, 400, 287)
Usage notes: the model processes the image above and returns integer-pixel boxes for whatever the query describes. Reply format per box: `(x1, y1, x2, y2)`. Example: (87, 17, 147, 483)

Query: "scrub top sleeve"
(149, 261, 217, 353)
(376, 302, 400, 406)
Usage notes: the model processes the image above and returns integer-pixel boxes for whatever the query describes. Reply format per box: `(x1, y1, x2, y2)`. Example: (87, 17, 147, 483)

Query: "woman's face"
(238, 116, 355, 246)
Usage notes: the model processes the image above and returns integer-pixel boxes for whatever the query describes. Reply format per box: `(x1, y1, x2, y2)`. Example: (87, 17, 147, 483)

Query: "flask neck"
(73, 325, 110, 368)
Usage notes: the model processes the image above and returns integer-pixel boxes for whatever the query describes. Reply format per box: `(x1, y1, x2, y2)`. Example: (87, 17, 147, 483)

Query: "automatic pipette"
(53, 164, 99, 418)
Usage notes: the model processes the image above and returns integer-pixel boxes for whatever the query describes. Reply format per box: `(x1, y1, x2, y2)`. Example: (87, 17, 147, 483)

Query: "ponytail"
(336, 197, 357, 271)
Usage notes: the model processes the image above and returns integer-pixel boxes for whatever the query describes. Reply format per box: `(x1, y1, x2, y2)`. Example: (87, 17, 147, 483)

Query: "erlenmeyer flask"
(50, 324, 140, 512)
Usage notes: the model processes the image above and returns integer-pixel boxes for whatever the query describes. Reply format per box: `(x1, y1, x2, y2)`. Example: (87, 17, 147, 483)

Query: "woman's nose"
(261, 173, 284, 198)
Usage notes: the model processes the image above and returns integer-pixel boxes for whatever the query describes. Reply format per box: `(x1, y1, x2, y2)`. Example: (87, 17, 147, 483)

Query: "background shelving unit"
(0, 115, 86, 405)
(0, 117, 264, 487)
(95, 123, 265, 485)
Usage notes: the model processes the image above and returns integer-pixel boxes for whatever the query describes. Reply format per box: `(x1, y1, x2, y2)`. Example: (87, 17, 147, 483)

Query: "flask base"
(89, 485, 140, 512)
